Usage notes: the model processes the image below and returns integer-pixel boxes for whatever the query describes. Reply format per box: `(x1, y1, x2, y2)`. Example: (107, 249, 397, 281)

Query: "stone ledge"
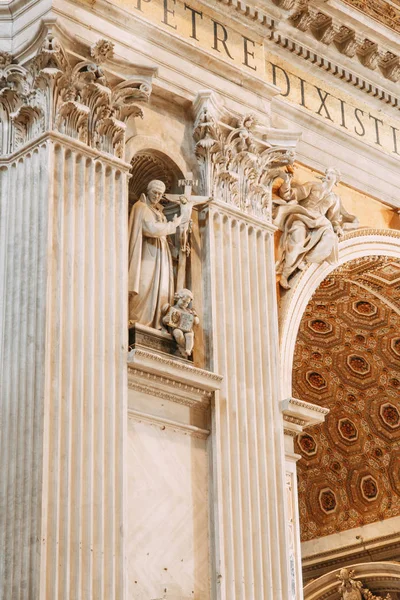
(281, 396, 329, 436)
(127, 341, 222, 409)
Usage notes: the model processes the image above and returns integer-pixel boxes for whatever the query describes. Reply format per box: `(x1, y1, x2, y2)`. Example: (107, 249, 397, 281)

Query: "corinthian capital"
(193, 91, 298, 221)
(0, 32, 151, 158)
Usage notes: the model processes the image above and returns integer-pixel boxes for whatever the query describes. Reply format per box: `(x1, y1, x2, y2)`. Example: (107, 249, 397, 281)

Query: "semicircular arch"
(304, 562, 400, 600)
(280, 229, 400, 399)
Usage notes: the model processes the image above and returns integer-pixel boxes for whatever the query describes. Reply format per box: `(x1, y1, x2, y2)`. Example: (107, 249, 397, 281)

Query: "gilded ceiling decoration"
(293, 257, 400, 541)
(342, 0, 400, 34)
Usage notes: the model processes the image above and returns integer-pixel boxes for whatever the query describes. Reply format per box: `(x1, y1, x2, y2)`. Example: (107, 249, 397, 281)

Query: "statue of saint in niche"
(274, 167, 358, 289)
(128, 179, 182, 328)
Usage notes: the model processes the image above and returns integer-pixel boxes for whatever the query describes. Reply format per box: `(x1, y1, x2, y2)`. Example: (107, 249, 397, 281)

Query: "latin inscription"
(126, 0, 264, 72)
(266, 59, 400, 159)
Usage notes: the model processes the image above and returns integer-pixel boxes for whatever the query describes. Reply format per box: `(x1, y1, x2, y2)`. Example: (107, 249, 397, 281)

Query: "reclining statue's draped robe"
(128, 195, 176, 329)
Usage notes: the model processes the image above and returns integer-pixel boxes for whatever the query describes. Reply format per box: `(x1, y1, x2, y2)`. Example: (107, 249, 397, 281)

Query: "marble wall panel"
(126, 417, 210, 600)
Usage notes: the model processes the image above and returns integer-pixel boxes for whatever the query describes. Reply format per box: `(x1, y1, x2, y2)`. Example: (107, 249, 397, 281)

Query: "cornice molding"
(281, 397, 329, 437)
(127, 369, 212, 408)
(269, 31, 400, 110)
(127, 408, 210, 439)
(204, 0, 400, 110)
(272, 1, 400, 84)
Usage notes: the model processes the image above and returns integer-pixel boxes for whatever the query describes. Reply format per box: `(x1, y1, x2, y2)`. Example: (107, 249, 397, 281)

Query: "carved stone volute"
(0, 33, 151, 158)
(193, 91, 296, 221)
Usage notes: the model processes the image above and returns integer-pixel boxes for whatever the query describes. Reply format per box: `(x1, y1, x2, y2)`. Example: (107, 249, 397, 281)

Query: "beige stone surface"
(2, 1, 400, 600)
(266, 54, 400, 162)
(126, 417, 210, 600)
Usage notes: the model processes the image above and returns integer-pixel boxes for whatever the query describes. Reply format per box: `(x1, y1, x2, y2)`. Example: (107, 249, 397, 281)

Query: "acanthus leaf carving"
(0, 52, 12, 68)
(311, 14, 341, 45)
(335, 29, 364, 58)
(379, 54, 400, 83)
(55, 100, 90, 142)
(291, 6, 318, 32)
(0, 32, 150, 158)
(193, 91, 296, 221)
(10, 105, 44, 150)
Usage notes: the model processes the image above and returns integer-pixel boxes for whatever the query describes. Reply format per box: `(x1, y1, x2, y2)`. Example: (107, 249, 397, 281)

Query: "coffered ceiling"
(293, 257, 400, 541)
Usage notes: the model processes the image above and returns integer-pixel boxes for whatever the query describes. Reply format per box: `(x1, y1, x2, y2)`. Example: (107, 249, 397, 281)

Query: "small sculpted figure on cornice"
(193, 92, 296, 221)
(337, 568, 391, 600)
(273, 167, 359, 289)
(128, 180, 182, 329)
(0, 32, 150, 157)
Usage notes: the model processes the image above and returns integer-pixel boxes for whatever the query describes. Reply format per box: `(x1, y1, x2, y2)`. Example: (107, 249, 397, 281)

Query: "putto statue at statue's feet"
(162, 289, 199, 358)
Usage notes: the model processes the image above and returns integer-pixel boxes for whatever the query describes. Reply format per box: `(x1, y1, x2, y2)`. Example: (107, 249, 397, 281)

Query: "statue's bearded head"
(147, 180, 166, 205)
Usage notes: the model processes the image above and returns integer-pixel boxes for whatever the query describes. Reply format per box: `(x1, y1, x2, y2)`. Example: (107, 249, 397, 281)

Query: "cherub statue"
(162, 289, 199, 358)
(337, 569, 363, 600)
(337, 568, 391, 600)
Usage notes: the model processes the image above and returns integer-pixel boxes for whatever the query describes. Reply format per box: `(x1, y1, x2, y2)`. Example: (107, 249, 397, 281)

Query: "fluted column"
(202, 202, 290, 599)
(0, 144, 50, 600)
(0, 33, 148, 600)
(193, 91, 300, 599)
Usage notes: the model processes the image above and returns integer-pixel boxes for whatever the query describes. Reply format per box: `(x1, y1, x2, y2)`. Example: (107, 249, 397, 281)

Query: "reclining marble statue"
(273, 167, 359, 289)
(128, 179, 182, 329)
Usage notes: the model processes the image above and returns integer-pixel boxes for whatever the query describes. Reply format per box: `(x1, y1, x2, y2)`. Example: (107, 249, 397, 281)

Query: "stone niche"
(126, 144, 222, 599)
(128, 148, 201, 361)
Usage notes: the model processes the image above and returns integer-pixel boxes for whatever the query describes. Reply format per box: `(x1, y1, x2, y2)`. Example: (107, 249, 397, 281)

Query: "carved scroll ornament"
(0, 34, 151, 158)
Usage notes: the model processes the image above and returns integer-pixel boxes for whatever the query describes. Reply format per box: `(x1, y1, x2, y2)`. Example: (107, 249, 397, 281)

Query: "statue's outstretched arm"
(142, 216, 180, 238)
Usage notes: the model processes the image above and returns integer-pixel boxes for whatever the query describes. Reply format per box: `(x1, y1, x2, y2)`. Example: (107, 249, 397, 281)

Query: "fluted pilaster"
(0, 144, 49, 600)
(0, 135, 129, 600)
(202, 202, 290, 600)
(40, 139, 128, 600)
(0, 30, 150, 599)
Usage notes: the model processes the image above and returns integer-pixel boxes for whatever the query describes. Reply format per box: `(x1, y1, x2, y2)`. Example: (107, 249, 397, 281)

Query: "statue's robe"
(128, 195, 176, 328)
(274, 182, 358, 279)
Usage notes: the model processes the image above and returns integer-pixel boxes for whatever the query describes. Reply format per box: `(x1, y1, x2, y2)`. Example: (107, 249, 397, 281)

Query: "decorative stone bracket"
(276, 0, 400, 83)
(0, 33, 152, 158)
(193, 91, 299, 221)
(281, 396, 329, 440)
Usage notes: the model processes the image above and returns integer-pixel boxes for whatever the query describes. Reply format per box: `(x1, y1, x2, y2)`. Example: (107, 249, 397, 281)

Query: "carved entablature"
(275, 0, 400, 84)
(193, 91, 295, 221)
(0, 34, 151, 158)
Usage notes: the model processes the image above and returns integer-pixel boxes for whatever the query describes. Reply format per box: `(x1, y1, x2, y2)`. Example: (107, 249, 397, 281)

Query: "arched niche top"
(129, 148, 185, 205)
(279, 229, 400, 399)
(304, 562, 400, 600)
(125, 134, 189, 176)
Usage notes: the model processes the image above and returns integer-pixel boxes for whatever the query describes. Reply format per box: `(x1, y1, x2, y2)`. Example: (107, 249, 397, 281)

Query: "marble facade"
(1, 1, 400, 599)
